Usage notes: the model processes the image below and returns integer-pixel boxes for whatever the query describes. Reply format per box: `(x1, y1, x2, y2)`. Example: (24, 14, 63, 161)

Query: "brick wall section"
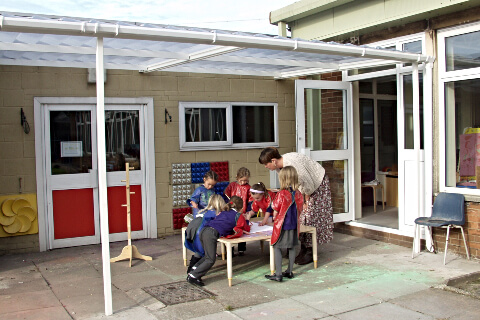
(428, 202, 480, 259)
(334, 224, 418, 249)
(0, 66, 296, 254)
(320, 72, 346, 214)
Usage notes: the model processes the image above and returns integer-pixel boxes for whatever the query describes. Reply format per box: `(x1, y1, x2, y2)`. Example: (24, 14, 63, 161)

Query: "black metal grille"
(143, 281, 215, 305)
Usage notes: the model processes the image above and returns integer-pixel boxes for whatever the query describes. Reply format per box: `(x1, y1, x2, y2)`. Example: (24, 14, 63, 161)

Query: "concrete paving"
(1, 232, 479, 319)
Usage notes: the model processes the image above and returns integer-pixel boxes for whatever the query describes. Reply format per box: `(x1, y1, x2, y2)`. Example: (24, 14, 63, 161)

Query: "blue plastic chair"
(412, 193, 470, 264)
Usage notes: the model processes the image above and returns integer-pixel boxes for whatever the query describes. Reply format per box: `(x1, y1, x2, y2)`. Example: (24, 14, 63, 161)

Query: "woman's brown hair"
(258, 147, 281, 165)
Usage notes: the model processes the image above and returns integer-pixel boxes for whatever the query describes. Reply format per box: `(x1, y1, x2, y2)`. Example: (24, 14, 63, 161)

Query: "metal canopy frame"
(0, 12, 434, 316)
(0, 13, 433, 79)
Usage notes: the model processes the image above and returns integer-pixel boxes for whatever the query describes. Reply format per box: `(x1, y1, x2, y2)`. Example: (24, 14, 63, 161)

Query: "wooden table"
(361, 183, 385, 212)
(182, 224, 318, 287)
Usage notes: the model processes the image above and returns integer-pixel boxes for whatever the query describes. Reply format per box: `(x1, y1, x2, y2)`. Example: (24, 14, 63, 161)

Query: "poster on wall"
(61, 141, 83, 157)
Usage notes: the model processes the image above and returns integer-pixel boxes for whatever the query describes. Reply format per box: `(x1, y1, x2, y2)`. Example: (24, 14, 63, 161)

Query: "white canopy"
(0, 12, 433, 78)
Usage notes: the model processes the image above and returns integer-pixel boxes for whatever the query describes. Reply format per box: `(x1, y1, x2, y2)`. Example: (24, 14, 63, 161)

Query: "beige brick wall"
(0, 65, 296, 253)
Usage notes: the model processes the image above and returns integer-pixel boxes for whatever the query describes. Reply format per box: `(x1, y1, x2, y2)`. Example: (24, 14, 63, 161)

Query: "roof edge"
(270, 0, 354, 24)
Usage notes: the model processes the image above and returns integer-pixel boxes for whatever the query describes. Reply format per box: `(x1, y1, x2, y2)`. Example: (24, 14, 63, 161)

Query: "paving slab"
(0, 289, 62, 315)
(0, 232, 479, 320)
(1, 305, 72, 320)
(391, 287, 480, 319)
(232, 297, 330, 320)
(292, 285, 382, 315)
(335, 301, 433, 320)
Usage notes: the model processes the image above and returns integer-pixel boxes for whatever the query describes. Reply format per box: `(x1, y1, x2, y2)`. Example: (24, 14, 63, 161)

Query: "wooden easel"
(110, 163, 152, 267)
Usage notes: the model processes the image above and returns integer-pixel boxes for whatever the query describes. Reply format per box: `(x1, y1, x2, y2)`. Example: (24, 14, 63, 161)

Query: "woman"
(259, 147, 333, 265)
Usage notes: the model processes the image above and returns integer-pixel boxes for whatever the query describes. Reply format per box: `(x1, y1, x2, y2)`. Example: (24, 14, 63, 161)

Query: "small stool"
(361, 183, 385, 212)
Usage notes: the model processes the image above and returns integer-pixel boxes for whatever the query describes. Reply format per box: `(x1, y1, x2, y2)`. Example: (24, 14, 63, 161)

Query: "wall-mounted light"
(165, 109, 172, 124)
(20, 108, 30, 134)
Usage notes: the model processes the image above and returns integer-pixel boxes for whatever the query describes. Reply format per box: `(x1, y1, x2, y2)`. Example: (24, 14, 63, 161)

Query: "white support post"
(96, 36, 113, 316)
(423, 61, 434, 252)
(412, 62, 421, 254)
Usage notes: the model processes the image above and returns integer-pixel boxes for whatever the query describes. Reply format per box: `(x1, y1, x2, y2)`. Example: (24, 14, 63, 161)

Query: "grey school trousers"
(190, 226, 219, 279)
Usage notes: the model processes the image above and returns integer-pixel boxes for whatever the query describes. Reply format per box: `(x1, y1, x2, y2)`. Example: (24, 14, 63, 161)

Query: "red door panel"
(107, 185, 143, 234)
(52, 189, 95, 239)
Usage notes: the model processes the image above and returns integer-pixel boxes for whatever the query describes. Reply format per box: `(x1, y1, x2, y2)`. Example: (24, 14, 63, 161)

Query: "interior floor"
(357, 205, 398, 229)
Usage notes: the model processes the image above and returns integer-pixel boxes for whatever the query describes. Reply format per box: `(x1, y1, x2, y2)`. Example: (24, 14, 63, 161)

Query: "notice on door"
(61, 141, 83, 157)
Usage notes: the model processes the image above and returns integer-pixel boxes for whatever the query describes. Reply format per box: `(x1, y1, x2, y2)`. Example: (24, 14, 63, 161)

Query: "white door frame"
(34, 97, 157, 252)
(295, 79, 355, 223)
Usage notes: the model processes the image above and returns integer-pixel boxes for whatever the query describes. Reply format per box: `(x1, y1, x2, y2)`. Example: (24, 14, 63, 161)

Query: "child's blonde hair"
(223, 195, 244, 212)
(250, 182, 267, 194)
(278, 166, 299, 190)
(197, 194, 225, 216)
(236, 167, 250, 179)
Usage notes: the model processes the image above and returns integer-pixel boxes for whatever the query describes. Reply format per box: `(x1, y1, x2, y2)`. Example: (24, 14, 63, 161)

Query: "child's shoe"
(265, 274, 283, 282)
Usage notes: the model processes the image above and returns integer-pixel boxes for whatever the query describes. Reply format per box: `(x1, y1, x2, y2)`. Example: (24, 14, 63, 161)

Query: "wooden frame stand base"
(110, 244, 152, 267)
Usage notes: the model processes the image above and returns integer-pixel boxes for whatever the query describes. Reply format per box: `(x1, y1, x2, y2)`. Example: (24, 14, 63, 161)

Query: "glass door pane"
(105, 110, 141, 172)
(305, 88, 346, 151)
(50, 111, 92, 175)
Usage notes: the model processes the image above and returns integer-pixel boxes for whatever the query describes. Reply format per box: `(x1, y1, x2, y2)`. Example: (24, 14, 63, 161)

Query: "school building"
(270, 0, 480, 259)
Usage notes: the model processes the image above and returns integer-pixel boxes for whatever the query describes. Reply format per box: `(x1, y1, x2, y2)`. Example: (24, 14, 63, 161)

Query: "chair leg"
(412, 224, 416, 258)
(444, 225, 451, 265)
(459, 226, 470, 260)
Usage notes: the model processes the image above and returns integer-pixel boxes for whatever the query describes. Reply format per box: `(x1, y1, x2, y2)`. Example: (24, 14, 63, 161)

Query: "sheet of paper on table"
(250, 222, 273, 234)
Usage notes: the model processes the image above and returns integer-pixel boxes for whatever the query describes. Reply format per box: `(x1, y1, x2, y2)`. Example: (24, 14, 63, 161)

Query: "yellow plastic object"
(17, 206, 36, 221)
(4, 217, 22, 233)
(1, 199, 15, 217)
(12, 199, 30, 213)
(17, 215, 31, 232)
(0, 194, 38, 237)
(0, 211, 15, 226)
(464, 127, 480, 134)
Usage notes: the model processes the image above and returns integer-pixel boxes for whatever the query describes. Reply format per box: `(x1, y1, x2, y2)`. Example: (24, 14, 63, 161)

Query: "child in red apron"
(265, 166, 303, 282)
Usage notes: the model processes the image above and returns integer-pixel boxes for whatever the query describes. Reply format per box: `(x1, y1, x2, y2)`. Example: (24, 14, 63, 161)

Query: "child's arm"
(272, 210, 278, 220)
(258, 211, 271, 226)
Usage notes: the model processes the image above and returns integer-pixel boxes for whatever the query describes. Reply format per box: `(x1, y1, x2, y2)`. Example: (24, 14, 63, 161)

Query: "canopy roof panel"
(0, 12, 433, 79)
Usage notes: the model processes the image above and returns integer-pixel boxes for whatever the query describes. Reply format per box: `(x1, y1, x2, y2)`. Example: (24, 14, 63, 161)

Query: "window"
(346, 34, 425, 78)
(179, 102, 278, 150)
(439, 22, 480, 193)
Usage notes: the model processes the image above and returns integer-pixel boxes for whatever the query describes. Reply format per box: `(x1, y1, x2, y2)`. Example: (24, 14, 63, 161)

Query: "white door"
(295, 80, 355, 223)
(397, 71, 425, 232)
(45, 105, 100, 249)
(38, 98, 155, 250)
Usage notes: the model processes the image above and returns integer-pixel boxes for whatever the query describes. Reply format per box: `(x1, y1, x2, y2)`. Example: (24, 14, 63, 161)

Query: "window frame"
(179, 101, 279, 151)
(343, 33, 425, 82)
(438, 21, 480, 196)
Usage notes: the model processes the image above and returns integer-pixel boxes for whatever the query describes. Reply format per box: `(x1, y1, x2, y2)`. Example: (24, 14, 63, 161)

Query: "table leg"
(382, 185, 385, 210)
(226, 242, 233, 287)
(373, 186, 377, 213)
(269, 244, 275, 275)
(311, 229, 318, 269)
(221, 242, 225, 260)
(181, 228, 187, 267)
(260, 240, 264, 253)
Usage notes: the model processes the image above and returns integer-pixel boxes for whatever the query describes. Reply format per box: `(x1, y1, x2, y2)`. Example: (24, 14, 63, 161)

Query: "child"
(224, 167, 252, 212)
(187, 170, 218, 217)
(265, 166, 303, 282)
(248, 182, 276, 226)
(224, 167, 251, 255)
(184, 194, 226, 273)
(187, 196, 252, 286)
